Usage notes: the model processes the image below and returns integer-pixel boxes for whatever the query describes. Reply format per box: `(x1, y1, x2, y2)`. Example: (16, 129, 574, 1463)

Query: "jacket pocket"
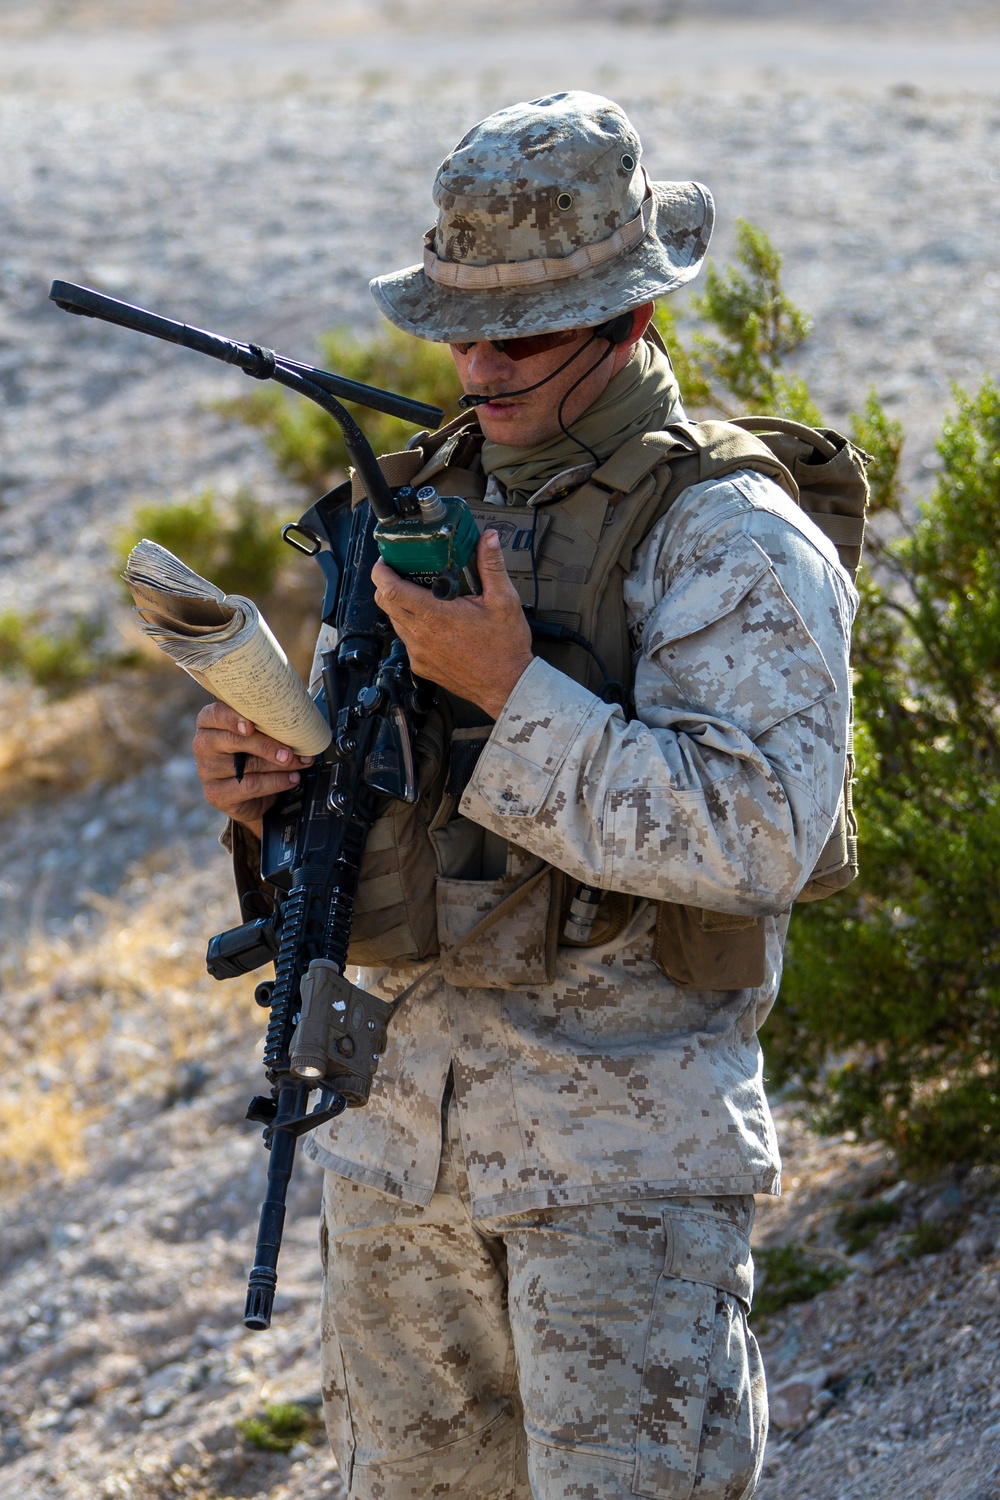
(435, 843, 561, 990)
(632, 1209, 759, 1500)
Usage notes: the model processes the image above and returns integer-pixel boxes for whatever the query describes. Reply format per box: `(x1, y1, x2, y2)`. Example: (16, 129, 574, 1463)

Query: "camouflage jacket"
(302, 466, 858, 1216)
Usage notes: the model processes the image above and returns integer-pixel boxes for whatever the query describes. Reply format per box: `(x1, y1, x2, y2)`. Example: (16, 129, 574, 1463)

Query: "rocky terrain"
(1, 3, 1000, 1498)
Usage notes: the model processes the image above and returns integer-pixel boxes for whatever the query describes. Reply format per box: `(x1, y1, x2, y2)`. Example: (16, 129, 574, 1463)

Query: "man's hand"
(372, 529, 533, 719)
(192, 701, 314, 840)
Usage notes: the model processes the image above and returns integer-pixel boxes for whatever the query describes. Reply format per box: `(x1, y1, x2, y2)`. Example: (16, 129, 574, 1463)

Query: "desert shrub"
(0, 866, 260, 1192)
(220, 323, 463, 491)
(834, 1199, 902, 1253)
(903, 1220, 961, 1259)
(0, 1081, 103, 1189)
(121, 487, 289, 600)
(0, 609, 140, 697)
(655, 224, 1000, 1169)
(753, 1243, 847, 1321)
(0, 490, 292, 700)
(771, 379, 1000, 1169)
(653, 218, 821, 423)
(238, 1400, 323, 1453)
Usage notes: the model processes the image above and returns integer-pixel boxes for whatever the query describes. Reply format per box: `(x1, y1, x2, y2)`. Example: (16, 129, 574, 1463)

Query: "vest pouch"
(653, 903, 768, 991)
(435, 842, 563, 990)
(558, 884, 635, 949)
(796, 708, 858, 902)
(795, 796, 858, 901)
(347, 707, 449, 968)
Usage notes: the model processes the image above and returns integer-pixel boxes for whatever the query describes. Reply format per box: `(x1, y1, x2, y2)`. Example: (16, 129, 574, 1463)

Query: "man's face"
(449, 326, 619, 448)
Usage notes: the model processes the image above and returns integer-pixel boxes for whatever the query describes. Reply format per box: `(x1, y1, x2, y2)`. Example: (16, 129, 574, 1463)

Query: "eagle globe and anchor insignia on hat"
(370, 91, 715, 343)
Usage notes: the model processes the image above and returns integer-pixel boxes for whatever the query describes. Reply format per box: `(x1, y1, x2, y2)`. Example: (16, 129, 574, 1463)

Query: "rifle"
(50, 280, 477, 1330)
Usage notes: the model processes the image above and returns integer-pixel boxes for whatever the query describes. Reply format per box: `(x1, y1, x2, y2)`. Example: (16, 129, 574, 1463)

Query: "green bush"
(0, 609, 140, 697)
(772, 379, 1000, 1169)
(220, 324, 463, 491)
(654, 221, 1000, 1170)
(834, 1199, 902, 1254)
(121, 487, 289, 600)
(653, 219, 822, 423)
(903, 1220, 960, 1259)
(753, 1243, 847, 1321)
(0, 490, 295, 700)
(237, 1400, 323, 1454)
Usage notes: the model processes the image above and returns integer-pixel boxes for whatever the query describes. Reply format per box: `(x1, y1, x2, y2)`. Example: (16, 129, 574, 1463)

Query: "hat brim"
(369, 180, 715, 343)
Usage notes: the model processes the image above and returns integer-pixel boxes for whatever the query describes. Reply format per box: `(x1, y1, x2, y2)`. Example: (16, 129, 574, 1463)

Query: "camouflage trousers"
(319, 1091, 767, 1500)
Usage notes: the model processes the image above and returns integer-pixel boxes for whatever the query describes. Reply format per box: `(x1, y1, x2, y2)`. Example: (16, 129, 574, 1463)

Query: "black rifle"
(50, 280, 443, 1330)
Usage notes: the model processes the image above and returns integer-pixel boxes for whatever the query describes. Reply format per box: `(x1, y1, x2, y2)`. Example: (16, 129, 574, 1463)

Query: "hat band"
(423, 185, 656, 291)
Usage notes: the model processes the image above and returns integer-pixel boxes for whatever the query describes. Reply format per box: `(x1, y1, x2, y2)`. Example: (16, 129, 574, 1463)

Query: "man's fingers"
(224, 767, 301, 797)
(200, 749, 303, 786)
(193, 720, 312, 769)
(202, 764, 300, 811)
(196, 700, 254, 734)
(372, 558, 436, 619)
(477, 529, 523, 609)
(478, 528, 508, 573)
(374, 537, 517, 619)
(195, 699, 312, 764)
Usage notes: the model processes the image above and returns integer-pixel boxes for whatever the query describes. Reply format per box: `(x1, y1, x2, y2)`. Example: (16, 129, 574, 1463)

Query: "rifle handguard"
(290, 959, 392, 1107)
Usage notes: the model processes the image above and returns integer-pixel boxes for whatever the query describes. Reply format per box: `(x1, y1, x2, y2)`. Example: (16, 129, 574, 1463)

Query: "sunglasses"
(449, 329, 582, 362)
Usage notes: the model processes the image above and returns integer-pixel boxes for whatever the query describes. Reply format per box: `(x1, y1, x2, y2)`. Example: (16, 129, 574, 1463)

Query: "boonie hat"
(370, 91, 714, 343)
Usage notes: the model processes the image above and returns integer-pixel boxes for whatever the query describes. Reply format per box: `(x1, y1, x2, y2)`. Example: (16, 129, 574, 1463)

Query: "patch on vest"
(468, 509, 552, 573)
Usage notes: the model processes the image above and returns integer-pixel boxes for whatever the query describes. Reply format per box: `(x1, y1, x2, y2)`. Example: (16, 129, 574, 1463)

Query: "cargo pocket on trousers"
(632, 1209, 757, 1500)
(632, 1273, 717, 1499)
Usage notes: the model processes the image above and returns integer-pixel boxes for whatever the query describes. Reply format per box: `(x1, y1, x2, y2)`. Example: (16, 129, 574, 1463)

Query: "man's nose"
(464, 341, 515, 386)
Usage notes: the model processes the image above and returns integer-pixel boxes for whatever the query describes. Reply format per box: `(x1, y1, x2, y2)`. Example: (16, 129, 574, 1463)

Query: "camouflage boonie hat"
(370, 91, 714, 343)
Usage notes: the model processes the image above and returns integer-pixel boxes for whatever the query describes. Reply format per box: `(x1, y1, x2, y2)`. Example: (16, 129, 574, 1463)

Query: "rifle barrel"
(48, 280, 444, 428)
(243, 1081, 305, 1330)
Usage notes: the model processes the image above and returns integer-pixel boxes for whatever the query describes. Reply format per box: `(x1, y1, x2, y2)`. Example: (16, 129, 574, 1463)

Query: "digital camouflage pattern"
(370, 92, 715, 342)
(303, 468, 858, 1217)
(436, 841, 558, 989)
(319, 1092, 767, 1500)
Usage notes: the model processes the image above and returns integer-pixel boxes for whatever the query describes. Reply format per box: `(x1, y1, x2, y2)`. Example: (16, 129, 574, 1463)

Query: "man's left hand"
(372, 528, 533, 719)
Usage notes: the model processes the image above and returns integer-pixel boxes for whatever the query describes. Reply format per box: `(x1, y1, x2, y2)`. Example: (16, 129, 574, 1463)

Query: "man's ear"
(595, 311, 636, 345)
(629, 302, 656, 344)
(607, 302, 655, 374)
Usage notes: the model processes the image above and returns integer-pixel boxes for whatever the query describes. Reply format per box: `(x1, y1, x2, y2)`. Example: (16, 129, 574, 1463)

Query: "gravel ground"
(0, 951, 346, 1500)
(2, 5, 1000, 1498)
(1, 13, 999, 624)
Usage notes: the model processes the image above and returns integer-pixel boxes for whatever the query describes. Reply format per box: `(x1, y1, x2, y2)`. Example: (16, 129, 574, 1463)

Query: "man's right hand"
(192, 701, 314, 840)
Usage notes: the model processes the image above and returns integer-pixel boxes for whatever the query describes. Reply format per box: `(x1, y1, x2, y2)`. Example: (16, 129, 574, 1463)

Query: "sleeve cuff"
(460, 656, 615, 823)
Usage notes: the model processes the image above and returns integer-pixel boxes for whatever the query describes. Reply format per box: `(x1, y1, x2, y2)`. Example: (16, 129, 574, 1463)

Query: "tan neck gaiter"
(480, 334, 682, 504)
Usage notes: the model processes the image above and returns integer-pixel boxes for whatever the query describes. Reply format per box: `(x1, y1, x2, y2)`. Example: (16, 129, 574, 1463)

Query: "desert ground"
(1, 3, 999, 1498)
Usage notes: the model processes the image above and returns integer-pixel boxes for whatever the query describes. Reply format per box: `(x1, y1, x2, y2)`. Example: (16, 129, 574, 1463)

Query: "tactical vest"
(347, 413, 868, 991)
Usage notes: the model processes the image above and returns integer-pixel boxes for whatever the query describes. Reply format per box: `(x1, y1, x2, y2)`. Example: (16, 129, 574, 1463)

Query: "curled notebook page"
(122, 539, 333, 757)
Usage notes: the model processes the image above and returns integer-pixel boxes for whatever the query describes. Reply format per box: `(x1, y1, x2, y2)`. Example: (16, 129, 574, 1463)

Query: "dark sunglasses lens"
(449, 331, 578, 361)
(495, 330, 578, 362)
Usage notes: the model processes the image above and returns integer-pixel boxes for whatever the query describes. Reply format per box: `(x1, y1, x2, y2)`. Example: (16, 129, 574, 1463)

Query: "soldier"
(193, 92, 856, 1500)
